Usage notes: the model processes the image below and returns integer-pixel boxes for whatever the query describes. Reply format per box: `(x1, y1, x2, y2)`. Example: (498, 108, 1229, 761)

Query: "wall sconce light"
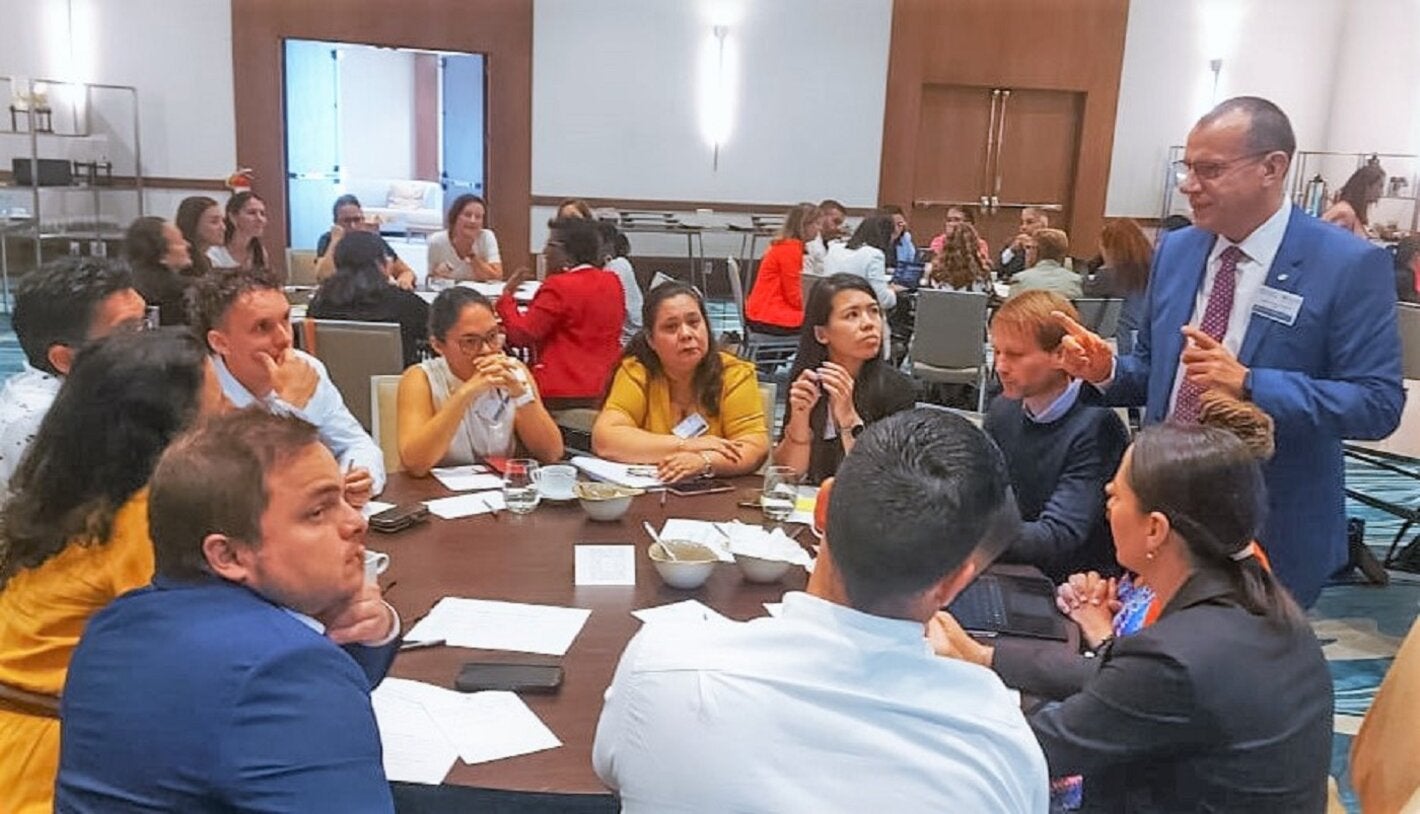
(1208, 58, 1223, 105)
(698, 24, 736, 171)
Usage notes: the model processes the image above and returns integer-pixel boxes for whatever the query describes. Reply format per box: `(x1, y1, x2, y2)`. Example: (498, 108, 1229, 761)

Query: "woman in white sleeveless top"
(397, 288, 563, 475)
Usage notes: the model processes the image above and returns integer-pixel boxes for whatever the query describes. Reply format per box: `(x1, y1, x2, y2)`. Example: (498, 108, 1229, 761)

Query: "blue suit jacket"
(56, 577, 398, 813)
(1107, 207, 1404, 607)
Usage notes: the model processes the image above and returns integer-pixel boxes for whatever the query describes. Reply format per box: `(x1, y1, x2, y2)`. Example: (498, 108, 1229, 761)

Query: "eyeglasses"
(1172, 152, 1270, 184)
(455, 327, 504, 354)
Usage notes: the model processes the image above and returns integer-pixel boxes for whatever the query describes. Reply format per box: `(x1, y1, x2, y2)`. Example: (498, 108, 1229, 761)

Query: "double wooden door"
(910, 84, 1083, 255)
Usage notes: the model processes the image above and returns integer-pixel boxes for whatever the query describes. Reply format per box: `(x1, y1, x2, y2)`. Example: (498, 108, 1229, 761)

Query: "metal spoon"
(643, 521, 677, 561)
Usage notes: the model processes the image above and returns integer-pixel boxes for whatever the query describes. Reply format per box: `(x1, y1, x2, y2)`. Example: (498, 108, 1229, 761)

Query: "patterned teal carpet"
(0, 312, 1413, 810)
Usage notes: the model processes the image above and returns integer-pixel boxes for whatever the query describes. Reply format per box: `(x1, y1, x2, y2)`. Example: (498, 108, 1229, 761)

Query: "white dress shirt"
(0, 365, 62, 497)
(214, 350, 386, 494)
(1166, 202, 1292, 412)
(593, 591, 1049, 813)
(823, 243, 897, 310)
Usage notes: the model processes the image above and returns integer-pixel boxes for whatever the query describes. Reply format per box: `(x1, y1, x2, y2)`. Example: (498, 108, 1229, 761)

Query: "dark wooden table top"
(375, 473, 801, 795)
(375, 472, 1078, 796)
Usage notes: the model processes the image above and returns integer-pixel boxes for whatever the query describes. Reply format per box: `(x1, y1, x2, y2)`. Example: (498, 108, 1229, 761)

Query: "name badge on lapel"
(672, 412, 709, 439)
(1252, 285, 1303, 327)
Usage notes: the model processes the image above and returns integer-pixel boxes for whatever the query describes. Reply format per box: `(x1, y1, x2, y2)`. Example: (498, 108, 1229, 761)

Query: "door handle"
(983, 89, 1001, 212)
(993, 202, 1065, 212)
(994, 89, 1012, 206)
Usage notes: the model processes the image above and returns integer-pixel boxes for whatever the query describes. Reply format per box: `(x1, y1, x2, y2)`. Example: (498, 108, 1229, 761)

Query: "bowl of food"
(576, 482, 643, 522)
(648, 540, 718, 589)
(732, 552, 791, 584)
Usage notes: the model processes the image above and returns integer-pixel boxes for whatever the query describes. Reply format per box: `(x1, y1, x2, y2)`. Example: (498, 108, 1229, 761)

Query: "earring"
(1145, 550, 1155, 560)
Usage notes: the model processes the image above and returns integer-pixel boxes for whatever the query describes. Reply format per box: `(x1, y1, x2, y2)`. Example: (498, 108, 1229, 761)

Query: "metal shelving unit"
(0, 75, 143, 311)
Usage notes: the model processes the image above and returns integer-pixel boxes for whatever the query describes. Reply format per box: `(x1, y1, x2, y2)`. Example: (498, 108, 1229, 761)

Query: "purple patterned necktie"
(1173, 245, 1245, 422)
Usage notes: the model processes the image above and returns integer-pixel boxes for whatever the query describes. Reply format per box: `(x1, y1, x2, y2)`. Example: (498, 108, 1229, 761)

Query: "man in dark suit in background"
(1057, 96, 1404, 607)
(56, 410, 400, 813)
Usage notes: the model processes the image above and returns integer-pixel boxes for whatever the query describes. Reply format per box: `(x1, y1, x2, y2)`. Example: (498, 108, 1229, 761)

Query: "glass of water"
(761, 466, 800, 522)
(503, 458, 541, 514)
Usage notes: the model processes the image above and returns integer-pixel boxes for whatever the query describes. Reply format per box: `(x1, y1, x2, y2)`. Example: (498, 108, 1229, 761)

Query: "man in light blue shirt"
(189, 266, 385, 502)
(593, 409, 1049, 813)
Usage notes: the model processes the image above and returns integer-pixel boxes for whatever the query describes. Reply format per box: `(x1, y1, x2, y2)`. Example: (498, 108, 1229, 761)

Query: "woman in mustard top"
(593, 281, 769, 482)
(0, 329, 222, 814)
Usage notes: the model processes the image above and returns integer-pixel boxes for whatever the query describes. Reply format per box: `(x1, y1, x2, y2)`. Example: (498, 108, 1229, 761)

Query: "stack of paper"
(570, 455, 664, 490)
(431, 465, 504, 493)
(726, 527, 815, 568)
(372, 677, 561, 784)
(632, 599, 730, 625)
(424, 491, 506, 520)
(405, 597, 592, 656)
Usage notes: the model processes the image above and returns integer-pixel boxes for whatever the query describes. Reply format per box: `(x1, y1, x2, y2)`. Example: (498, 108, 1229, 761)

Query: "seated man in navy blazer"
(56, 409, 400, 813)
(1056, 96, 1404, 607)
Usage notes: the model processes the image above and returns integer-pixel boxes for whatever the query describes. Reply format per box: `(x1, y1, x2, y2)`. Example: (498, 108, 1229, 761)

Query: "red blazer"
(496, 266, 626, 399)
(745, 239, 805, 330)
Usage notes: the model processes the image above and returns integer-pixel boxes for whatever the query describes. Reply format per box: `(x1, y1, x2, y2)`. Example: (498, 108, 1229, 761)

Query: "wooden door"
(910, 84, 1084, 258)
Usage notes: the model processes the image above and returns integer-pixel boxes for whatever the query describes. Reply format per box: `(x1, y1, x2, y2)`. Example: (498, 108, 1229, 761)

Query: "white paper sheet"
(405, 597, 592, 656)
(375, 678, 562, 766)
(632, 599, 729, 625)
(370, 686, 460, 784)
(763, 602, 783, 617)
(570, 455, 664, 490)
(574, 545, 636, 586)
(361, 500, 396, 519)
(462, 280, 540, 302)
(424, 491, 506, 520)
(431, 465, 505, 493)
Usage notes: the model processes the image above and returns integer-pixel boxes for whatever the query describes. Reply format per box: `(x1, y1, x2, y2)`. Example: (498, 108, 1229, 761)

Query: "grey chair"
(303, 319, 404, 431)
(725, 255, 798, 377)
(908, 289, 990, 412)
(1072, 297, 1125, 338)
(1398, 302, 1420, 380)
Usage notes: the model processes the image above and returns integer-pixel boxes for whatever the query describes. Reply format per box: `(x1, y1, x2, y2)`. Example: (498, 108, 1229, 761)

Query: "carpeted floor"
(0, 310, 1414, 811)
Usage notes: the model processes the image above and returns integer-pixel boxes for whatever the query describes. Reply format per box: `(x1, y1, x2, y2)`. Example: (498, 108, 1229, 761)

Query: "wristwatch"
(698, 451, 715, 478)
(849, 421, 867, 439)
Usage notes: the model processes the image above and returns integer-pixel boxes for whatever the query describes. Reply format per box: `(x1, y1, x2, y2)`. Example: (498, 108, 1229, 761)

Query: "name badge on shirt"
(1252, 285, 1303, 327)
(672, 412, 709, 439)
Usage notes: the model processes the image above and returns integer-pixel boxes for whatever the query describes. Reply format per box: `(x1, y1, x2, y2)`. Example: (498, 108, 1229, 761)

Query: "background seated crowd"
(0, 93, 1415, 812)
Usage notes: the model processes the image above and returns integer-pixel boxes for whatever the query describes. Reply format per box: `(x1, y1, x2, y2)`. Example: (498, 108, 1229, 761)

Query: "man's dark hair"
(332, 193, 362, 221)
(548, 217, 604, 268)
(187, 265, 284, 345)
(818, 198, 846, 216)
(1198, 96, 1296, 159)
(150, 408, 322, 581)
(12, 256, 135, 374)
(123, 216, 169, 269)
(826, 409, 1018, 615)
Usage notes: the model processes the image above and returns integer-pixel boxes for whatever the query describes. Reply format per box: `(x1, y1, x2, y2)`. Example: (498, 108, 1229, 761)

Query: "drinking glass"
(761, 466, 799, 522)
(503, 458, 541, 514)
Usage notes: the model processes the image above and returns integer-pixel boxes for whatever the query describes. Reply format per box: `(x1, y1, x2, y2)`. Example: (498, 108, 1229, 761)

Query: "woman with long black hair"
(307, 230, 429, 367)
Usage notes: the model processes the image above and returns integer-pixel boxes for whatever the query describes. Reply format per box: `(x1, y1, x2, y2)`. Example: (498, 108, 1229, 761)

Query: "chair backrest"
(801, 273, 822, 308)
(307, 320, 404, 431)
(910, 289, 988, 369)
(1399, 302, 1420, 381)
(725, 255, 746, 329)
(286, 248, 319, 286)
(370, 374, 402, 474)
(1072, 297, 1125, 337)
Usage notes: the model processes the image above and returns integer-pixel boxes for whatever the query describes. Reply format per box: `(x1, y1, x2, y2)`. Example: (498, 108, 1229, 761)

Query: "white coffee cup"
(533, 464, 577, 500)
(364, 549, 390, 584)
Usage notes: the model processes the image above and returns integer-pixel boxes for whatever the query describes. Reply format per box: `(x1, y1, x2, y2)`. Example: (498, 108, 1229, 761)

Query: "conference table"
(372, 472, 1077, 812)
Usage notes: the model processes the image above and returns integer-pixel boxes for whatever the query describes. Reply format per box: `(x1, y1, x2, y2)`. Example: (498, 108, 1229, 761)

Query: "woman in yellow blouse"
(594, 281, 769, 481)
(0, 329, 223, 814)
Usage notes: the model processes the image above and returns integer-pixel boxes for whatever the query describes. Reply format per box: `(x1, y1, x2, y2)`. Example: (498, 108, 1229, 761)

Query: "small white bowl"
(576, 482, 642, 522)
(733, 552, 791, 584)
(648, 540, 717, 589)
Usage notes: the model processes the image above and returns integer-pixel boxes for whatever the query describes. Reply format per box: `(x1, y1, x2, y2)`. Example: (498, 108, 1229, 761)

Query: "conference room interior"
(2, 1, 1420, 812)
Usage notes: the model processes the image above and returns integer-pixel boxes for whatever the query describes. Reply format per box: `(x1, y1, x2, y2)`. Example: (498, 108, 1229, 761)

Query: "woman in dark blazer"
(934, 422, 1333, 812)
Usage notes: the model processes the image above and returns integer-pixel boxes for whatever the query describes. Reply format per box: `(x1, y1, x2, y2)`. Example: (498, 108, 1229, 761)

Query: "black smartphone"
(368, 503, 429, 533)
(667, 479, 734, 497)
(455, 662, 564, 694)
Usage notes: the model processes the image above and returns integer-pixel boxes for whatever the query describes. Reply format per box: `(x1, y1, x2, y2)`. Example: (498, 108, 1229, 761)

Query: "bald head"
(1195, 96, 1296, 160)
(1179, 96, 1294, 242)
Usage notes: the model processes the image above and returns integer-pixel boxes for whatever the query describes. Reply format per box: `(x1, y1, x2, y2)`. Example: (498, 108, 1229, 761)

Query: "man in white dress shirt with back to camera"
(187, 266, 386, 505)
(593, 408, 1049, 813)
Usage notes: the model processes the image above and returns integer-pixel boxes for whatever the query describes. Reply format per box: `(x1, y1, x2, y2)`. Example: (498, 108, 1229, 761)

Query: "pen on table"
(482, 496, 500, 521)
(660, 487, 667, 507)
(398, 639, 445, 652)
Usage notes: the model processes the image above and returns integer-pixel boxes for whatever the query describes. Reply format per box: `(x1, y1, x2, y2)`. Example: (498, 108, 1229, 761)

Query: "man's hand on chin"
(321, 583, 397, 646)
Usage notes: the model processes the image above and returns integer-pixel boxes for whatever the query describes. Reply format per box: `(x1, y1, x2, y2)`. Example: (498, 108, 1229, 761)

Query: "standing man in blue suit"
(1056, 97, 1404, 608)
(56, 410, 400, 813)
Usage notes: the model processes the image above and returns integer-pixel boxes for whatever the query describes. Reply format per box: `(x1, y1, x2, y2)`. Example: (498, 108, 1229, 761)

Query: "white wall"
(338, 46, 415, 181)
(1326, 0, 1420, 156)
(0, 0, 235, 221)
(1106, 0, 1347, 217)
(531, 0, 891, 210)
